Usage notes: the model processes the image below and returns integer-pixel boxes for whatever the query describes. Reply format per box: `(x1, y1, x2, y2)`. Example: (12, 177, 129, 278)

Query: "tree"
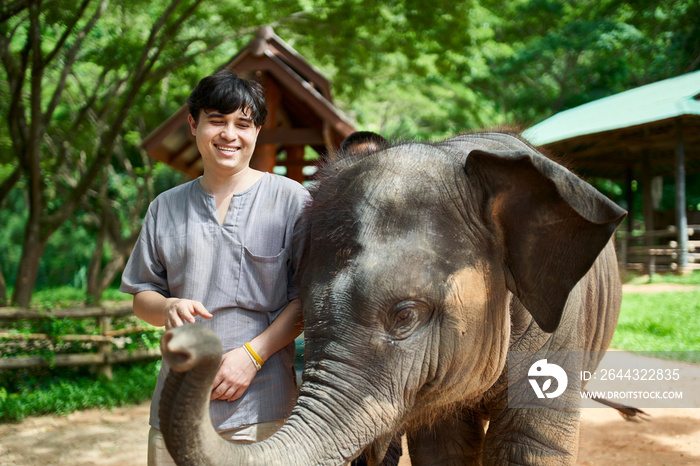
(276, 0, 505, 140)
(475, 0, 700, 125)
(0, 0, 295, 306)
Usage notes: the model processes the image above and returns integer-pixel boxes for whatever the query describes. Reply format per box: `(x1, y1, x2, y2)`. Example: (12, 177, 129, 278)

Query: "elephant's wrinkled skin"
(159, 133, 626, 465)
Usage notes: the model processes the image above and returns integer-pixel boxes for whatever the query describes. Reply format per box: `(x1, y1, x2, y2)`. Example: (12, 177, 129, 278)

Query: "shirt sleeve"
(119, 202, 170, 297)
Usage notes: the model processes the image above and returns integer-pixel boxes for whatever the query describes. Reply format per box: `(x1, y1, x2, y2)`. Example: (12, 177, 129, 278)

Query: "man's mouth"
(215, 144, 240, 154)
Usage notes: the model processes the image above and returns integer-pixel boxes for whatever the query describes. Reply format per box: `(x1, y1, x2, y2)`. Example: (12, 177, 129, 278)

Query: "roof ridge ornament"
(250, 26, 274, 57)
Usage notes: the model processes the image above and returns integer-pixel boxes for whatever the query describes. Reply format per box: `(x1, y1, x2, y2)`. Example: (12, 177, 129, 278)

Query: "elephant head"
(159, 133, 626, 465)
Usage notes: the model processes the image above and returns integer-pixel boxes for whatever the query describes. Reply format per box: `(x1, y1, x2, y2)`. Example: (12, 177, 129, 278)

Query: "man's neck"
(199, 167, 264, 198)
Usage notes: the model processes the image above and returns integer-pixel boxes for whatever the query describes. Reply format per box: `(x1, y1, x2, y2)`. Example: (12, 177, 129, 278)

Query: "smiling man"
(120, 70, 310, 465)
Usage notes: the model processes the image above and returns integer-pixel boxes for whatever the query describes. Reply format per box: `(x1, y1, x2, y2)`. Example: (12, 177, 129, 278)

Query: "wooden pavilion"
(142, 26, 355, 184)
(523, 70, 700, 272)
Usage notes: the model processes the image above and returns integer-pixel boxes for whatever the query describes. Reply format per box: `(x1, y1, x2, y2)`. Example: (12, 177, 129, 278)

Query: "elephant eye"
(396, 309, 411, 323)
(386, 300, 431, 340)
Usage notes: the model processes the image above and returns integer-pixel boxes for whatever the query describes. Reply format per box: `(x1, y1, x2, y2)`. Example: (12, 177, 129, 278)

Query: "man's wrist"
(243, 342, 263, 371)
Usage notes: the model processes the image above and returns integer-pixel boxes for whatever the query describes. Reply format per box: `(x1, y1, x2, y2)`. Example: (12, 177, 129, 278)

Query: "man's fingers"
(228, 387, 244, 402)
(210, 382, 239, 401)
(193, 302, 213, 319)
(164, 299, 209, 329)
(167, 313, 183, 330)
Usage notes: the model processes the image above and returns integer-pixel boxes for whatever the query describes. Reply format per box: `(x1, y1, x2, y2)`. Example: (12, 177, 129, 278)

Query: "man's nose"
(220, 123, 238, 140)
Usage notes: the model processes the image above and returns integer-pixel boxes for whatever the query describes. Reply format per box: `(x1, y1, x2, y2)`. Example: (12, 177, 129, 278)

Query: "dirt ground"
(1, 283, 698, 465)
(1, 400, 699, 465)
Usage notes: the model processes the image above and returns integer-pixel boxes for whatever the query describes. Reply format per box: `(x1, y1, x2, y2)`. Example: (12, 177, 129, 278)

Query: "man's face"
(188, 108, 261, 175)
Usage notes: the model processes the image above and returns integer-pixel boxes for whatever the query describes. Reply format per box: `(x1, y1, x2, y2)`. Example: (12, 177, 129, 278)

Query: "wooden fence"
(0, 305, 161, 380)
(617, 225, 700, 275)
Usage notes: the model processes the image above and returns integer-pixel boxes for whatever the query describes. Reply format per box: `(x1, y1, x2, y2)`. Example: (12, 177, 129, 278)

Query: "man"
(120, 69, 310, 464)
(339, 130, 388, 156)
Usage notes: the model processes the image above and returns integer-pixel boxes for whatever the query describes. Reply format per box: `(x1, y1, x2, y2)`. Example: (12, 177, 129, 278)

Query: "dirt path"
(0, 402, 151, 465)
(621, 283, 700, 293)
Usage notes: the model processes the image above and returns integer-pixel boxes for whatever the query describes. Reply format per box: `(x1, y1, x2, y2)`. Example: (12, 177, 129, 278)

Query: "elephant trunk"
(159, 325, 228, 465)
(159, 325, 395, 466)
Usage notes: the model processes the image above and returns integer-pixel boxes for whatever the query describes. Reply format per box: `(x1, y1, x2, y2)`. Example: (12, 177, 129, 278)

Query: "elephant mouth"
(161, 330, 199, 372)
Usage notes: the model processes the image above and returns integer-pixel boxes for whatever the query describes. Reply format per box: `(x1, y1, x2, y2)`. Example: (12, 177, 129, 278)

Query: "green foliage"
(278, 1, 502, 139)
(2, 284, 159, 357)
(0, 361, 159, 422)
(611, 291, 700, 362)
(1, 313, 161, 358)
(0, 283, 162, 421)
(477, 0, 700, 124)
(0, 160, 182, 292)
(27, 286, 128, 308)
(2, 1, 699, 300)
(0, 182, 26, 287)
(659, 173, 700, 213)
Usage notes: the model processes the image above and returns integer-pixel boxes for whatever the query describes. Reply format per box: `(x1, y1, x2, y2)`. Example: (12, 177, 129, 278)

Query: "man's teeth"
(216, 145, 238, 153)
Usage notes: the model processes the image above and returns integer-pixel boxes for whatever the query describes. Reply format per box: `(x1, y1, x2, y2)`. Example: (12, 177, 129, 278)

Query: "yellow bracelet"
(244, 346, 262, 371)
(244, 342, 265, 368)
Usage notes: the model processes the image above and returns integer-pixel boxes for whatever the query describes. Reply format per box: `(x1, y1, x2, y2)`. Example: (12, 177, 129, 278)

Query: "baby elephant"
(159, 132, 626, 465)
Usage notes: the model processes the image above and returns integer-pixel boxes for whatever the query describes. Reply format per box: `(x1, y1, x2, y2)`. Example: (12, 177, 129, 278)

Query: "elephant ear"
(464, 149, 627, 333)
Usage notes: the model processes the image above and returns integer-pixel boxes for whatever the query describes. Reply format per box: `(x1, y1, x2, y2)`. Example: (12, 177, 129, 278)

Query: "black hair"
(340, 131, 388, 154)
(187, 69, 267, 127)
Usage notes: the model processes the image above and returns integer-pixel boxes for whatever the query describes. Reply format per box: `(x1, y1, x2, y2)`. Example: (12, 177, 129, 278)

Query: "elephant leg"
(406, 409, 486, 465)
(353, 432, 403, 466)
(482, 407, 580, 466)
(350, 434, 402, 466)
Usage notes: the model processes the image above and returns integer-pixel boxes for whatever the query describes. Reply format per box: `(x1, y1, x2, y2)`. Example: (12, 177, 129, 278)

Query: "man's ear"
(464, 149, 626, 333)
(188, 114, 197, 136)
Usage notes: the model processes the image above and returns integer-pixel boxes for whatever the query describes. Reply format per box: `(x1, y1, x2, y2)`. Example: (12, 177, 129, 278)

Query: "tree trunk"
(86, 223, 107, 304)
(12, 221, 48, 307)
(0, 269, 7, 307)
(86, 238, 130, 303)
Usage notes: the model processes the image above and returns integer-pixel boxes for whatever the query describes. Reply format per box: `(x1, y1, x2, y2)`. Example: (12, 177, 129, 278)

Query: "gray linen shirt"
(120, 173, 310, 431)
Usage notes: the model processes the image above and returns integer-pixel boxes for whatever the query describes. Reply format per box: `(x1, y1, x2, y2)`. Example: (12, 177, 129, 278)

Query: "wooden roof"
(523, 71, 700, 180)
(142, 26, 355, 182)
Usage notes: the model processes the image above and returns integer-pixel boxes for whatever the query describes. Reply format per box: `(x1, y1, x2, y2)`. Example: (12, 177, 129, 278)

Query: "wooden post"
(97, 315, 113, 380)
(641, 153, 655, 242)
(621, 165, 634, 268)
(641, 153, 655, 274)
(285, 145, 305, 183)
(675, 121, 689, 273)
(251, 73, 280, 174)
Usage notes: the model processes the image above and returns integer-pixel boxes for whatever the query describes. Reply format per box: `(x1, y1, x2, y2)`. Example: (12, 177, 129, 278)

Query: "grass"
(26, 285, 131, 309)
(612, 271, 700, 363)
(0, 286, 155, 422)
(0, 361, 159, 422)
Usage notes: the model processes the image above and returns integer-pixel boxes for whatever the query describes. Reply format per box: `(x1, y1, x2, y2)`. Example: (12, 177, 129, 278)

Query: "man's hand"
(210, 346, 258, 402)
(164, 298, 212, 330)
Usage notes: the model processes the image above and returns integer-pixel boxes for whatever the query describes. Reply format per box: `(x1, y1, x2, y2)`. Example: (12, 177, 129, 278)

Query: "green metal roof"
(523, 70, 700, 146)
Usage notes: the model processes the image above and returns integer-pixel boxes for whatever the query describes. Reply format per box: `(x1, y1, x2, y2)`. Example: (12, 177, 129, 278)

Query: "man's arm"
(210, 298, 304, 402)
(249, 297, 304, 361)
(133, 290, 212, 329)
